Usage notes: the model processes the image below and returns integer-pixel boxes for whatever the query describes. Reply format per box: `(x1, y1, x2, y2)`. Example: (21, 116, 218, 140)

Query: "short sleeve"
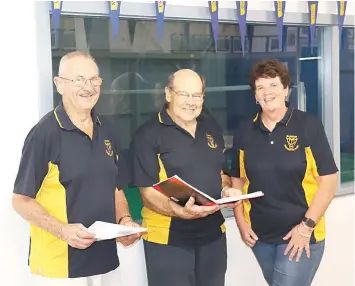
(229, 124, 245, 178)
(130, 130, 160, 187)
(13, 127, 49, 198)
(306, 116, 339, 176)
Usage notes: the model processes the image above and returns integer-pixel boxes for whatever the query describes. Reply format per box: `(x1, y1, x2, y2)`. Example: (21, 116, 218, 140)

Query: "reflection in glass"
(51, 16, 326, 219)
(339, 27, 354, 184)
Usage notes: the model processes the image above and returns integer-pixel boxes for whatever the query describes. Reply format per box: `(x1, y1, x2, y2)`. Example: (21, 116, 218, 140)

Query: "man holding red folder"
(130, 69, 241, 286)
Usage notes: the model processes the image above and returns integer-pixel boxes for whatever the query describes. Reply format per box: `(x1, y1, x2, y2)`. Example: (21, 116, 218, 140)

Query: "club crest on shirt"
(284, 135, 299, 151)
(104, 140, 113, 157)
(206, 134, 217, 149)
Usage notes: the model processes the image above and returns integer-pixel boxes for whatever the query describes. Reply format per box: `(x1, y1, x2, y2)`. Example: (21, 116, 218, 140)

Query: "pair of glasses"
(169, 88, 204, 102)
(59, 76, 103, 87)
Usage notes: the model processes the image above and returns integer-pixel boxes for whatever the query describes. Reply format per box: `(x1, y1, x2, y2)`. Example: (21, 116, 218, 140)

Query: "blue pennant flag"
(337, 1, 347, 48)
(155, 1, 166, 41)
(274, 1, 286, 51)
(236, 1, 248, 55)
(51, 1, 63, 37)
(208, 1, 219, 51)
(308, 1, 318, 54)
(108, 1, 121, 40)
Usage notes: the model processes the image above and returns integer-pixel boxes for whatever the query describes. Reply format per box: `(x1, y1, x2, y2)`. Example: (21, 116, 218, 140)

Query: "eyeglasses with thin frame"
(169, 87, 204, 102)
(58, 76, 103, 87)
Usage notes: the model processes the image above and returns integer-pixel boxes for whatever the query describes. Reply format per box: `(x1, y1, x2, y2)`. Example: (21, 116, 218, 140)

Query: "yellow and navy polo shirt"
(230, 108, 338, 244)
(130, 107, 228, 247)
(13, 101, 130, 278)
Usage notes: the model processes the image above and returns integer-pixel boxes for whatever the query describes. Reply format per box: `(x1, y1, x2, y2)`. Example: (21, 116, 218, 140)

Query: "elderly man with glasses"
(130, 69, 242, 286)
(12, 51, 140, 286)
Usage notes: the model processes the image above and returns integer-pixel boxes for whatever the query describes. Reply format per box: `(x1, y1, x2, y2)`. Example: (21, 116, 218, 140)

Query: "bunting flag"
(155, 1, 166, 41)
(236, 1, 248, 55)
(108, 1, 121, 40)
(308, 1, 318, 54)
(274, 1, 286, 51)
(51, 1, 63, 37)
(208, 1, 219, 51)
(337, 1, 347, 48)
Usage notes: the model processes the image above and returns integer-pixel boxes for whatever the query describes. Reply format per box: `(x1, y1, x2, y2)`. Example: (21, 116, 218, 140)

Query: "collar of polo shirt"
(253, 107, 294, 132)
(54, 100, 101, 130)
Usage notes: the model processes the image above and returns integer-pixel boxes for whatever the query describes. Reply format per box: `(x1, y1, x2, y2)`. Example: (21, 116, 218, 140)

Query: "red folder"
(152, 175, 264, 206)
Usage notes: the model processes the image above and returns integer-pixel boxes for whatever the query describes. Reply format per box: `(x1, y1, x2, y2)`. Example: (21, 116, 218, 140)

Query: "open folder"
(88, 221, 148, 241)
(152, 175, 264, 206)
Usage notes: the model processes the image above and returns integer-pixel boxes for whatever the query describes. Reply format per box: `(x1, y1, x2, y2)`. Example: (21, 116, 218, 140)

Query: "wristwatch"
(302, 217, 316, 228)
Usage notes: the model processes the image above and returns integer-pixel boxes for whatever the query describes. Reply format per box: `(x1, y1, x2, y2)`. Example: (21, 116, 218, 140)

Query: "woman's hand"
(237, 220, 258, 247)
(220, 187, 243, 209)
(283, 223, 313, 262)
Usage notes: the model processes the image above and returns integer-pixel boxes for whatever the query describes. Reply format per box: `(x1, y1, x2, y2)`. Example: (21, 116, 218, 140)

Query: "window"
(339, 27, 354, 185)
(51, 16, 325, 220)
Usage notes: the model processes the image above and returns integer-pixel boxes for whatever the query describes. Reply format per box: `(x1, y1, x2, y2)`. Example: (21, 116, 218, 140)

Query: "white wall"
(0, 1, 353, 286)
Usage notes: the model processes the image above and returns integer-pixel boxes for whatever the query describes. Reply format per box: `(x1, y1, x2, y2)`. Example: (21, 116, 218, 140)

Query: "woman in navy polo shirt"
(230, 59, 339, 286)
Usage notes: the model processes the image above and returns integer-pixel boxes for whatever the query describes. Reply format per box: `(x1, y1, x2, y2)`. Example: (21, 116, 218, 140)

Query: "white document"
(88, 221, 148, 241)
(215, 191, 264, 205)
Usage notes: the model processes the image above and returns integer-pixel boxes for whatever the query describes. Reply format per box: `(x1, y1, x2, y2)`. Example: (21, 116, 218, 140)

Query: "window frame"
(44, 2, 354, 199)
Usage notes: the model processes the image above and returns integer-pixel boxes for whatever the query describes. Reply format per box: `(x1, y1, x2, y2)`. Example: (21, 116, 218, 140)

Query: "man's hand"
(237, 220, 258, 247)
(180, 197, 221, 219)
(116, 217, 141, 247)
(283, 223, 313, 262)
(220, 187, 243, 208)
(60, 223, 96, 249)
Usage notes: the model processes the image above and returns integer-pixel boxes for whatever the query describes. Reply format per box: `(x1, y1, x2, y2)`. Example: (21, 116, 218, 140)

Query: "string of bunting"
(155, 1, 166, 41)
(50, 2, 348, 52)
(236, 1, 248, 55)
(337, 1, 347, 49)
(208, 1, 219, 51)
(51, 1, 63, 38)
(108, 1, 121, 40)
(308, 1, 318, 54)
(274, 1, 286, 52)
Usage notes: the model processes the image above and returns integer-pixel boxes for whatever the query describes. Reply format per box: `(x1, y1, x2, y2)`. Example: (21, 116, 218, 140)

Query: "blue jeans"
(252, 240, 325, 286)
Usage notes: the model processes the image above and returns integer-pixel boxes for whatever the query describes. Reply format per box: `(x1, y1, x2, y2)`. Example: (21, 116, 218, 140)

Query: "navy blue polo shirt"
(130, 107, 229, 247)
(230, 108, 338, 244)
(13, 101, 130, 278)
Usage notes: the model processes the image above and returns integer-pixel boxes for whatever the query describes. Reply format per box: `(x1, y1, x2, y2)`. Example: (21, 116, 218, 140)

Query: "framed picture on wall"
(299, 27, 308, 38)
(232, 36, 249, 54)
(286, 27, 298, 52)
(268, 37, 279, 52)
(251, 37, 267, 52)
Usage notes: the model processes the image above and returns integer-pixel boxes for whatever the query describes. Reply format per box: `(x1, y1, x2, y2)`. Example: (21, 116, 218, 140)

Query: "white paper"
(88, 221, 148, 241)
(215, 191, 264, 205)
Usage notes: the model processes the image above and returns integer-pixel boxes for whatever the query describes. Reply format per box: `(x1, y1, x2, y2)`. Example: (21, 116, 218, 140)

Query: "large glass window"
(339, 27, 354, 184)
(51, 16, 325, 220)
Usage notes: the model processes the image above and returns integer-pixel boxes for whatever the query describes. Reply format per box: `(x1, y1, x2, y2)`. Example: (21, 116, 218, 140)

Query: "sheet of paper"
(88, 221, 148, 241)
(215, 191, 264, 205)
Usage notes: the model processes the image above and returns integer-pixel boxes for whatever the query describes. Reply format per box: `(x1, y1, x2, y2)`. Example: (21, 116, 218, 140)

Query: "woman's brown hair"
(249, 59, 290, 92)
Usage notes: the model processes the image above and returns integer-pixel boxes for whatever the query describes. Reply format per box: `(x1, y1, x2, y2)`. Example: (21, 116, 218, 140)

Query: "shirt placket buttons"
(269, 133, 274, 145)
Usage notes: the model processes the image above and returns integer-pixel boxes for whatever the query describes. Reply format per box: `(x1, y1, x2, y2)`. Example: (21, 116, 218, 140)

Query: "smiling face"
(54, 55, 101, 112)
(254, 76, 289, 112)
(165, 69, 204, 123)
